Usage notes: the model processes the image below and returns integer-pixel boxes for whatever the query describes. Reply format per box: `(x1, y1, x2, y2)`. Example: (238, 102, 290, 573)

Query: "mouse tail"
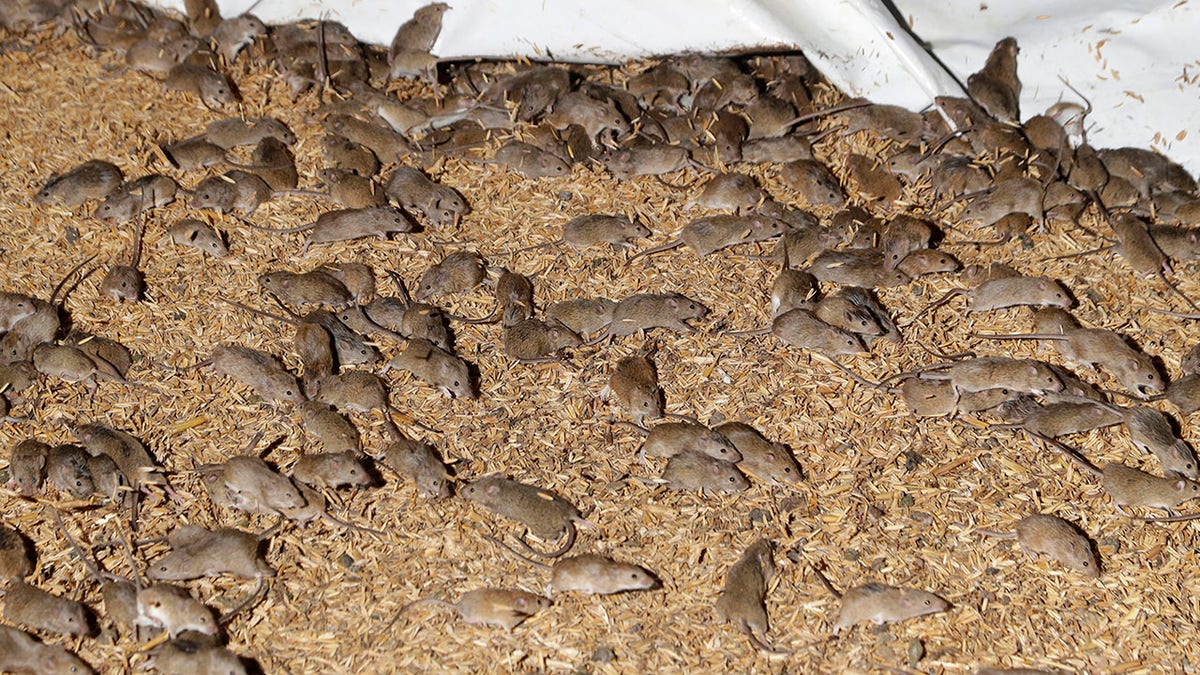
(514, 524, 576, 559)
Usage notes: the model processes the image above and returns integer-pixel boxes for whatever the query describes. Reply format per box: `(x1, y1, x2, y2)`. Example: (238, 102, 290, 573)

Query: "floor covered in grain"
(2, 18, 1200, 675)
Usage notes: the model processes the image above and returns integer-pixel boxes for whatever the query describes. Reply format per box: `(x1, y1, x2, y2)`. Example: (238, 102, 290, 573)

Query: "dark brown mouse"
(397, 588, 551, 630)
(0, 524, 32, 581)
(294, 322, 334, 399)
(967, 37, 1020, 122)
(971, 513, 1098, 577)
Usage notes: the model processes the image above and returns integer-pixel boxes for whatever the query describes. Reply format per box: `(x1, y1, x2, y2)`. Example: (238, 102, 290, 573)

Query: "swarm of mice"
(3, 0, 1200, 672)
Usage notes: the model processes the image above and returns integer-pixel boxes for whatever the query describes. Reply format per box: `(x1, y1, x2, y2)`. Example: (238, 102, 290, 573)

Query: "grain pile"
(2, 3, 1200, 673)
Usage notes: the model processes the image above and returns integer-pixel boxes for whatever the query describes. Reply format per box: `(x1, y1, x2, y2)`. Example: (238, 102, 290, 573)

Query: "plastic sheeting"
(150, 0, 1200, 173)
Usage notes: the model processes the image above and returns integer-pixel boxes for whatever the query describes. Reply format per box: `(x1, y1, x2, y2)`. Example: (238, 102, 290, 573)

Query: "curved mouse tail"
(513, 524, 576, 559)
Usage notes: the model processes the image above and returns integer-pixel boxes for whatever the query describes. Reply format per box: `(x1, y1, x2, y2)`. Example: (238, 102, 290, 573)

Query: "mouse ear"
(1175, 478, 1188, 490)
(1036, 279, 1050, 290)
(666, 297, 680, 309)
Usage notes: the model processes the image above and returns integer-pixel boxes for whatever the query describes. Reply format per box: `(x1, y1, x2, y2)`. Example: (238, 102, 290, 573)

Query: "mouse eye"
(159, 565, 168, 572)
(924, 599, 932, 606)
(728, 475, 736, 482)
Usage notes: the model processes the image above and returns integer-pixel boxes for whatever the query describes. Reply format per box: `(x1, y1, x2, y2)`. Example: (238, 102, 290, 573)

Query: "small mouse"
(732, 308, 864, 358)
(628, 214, 786, 263)
(809, 564, 949, 634)
(145, 635, 245, 675)
(100, 221, 145, 302)
(204, 116, 296, 149)
(279, 481, 384, 536)
(0, 524, 32, 581)
(473, 140, 571, 179)
(72, 423, 167, 490)
(34, 159, 123, 208)
(95, 174, 178, 223)
(259, 270, 353, 309)
(1124, 407, 1198, 479)
(189, 170, 272, 215)
(298, 401, 360, 454)
(462, 474, 593, 558)
(354, 295, 452, 351)
(414, 250, 488, 301)
(6, 439, 49, 497)
(382, 434, 452, 500)
(503, 318, 582, 363)
(149, 525, 274, 581)
(317, 169, 386, 209)
(207, 344, 305, 405)
(322, 134, 380, 177)
(291, 452, 372, 490)
(715, 539, 785, 653)
(45, 444, 93, 499)
(136, 584, 217, 638)
(603, 349, 664, 425)
(397, 587, 551, 630)
(995, 400, 1124, 438)
(160, 136, 229, 170)
(0, 625, 93, 675)
(813, 293, 883, 338)
(294, 322, 334, 398)
(383, 166, 469, 227)
(770, 255, 818, 318)
(914, 358, 1063, 396)
(971, 513, 1098, 577)
(251, 206, 419, 254)
(167, 218, 229, 258)
(714, 422, 802, 485)
(689, 173, 765, 213)
(545, 297, 616, 339)
(777, 159, 845, 208)
(1167, 375, 1200, 415)
(163, 63, 238, 108)
(967, 37, 1021, 122)
(661, 451, 750, 492)
(516, 214, 651, 254)
(925, 275, 1072, 315)
(593, 292, 709, 342)
(218, 455, 307, 515)
(486, 535, 660, 597)
(623, 420, 741, 462)
(958, 177, 1044, 228)
(808, 249, 909, 288)
(601, 140, 694, 179)
(2, 579, 91, 636)
(383, 338, 476, 399)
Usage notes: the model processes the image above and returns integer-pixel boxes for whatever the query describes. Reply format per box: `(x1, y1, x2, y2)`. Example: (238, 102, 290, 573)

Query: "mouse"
(297, 401, 360, 454)
(993, 399, 1124, 438)
(1167, 374, 1200, 415)
(462, 474, 594, 558)
(261, 204, 420, 253)
(150, 524, 274, 582)
(162, 63, 238, 108)
(602, 348, 664, 425)
(688, 173, 764, 213)
(45, 444, 94, 499)
(207, 343, 305, 405)
(204, 116, 296, 149)
(958, 177, 1044, 229)
(0, 523, 32, 581)
(216, 455, 307, 515)
(808, 249, 910, 288)
(244, 137, 298, 192)
(770, 249, 818, 318)
(0, 625, 93, 674)
(1033, 432, 1200, 514)
(382, 433, 452, 500)
(383, 166, 469, 228)
(414, 250, 488, 301)
(896, 249, 961, 278)
(396, 587, 551, 631)
(969, 513, 1098, 577)
(325, 114, 412, 164)
(6, 439, 49, 497)
(661, 451, 750, 492)
(317, 169, 386, 209)
(291, 451, 372, 490)
(487, 267, 535, 326)
(223, 301, 380, 369)
(715, 539, 786, 653)
(387, 1, 447, 74)
(167, 218, 229, 258)
(731, 308, 865, 358)
(352, 295, 452, 352)
(294, 322, 334, 398)
(967, 37, 1020, 122)
(2, 579, 91, 636)
(485, 535, 660, 597)
(601, 139, 696, 179)
(259, 269, 353, 310)
(845, 153, 903, 204)
(627, 214, 787, 263)
(95, 174, 178, 223)
(777, 159, 845, 208)
(516, 214, 651, 254)
(924, 274, 1073, 315)
(188, 170, 272, 215)
(545, 297, 616, 339)
(713, 422, 802, 485)
(1107, 210, 1200, 312)
(813, 293, 883, 338)
(278, 481, 383, 535)
(957, 212, 1034, 247)
(544, 90, 630, 143)
(145, 634, 245, 675)
(1124, 407, 1198, 480)
(159, 136, 230, 170)
(809, 564, 949, 634)
(34, 159, 123, 208)
(621, 420, 741, 462)
(503, 318, 582, 363)
(212, 13, 267, 63)
(910, 358, 1063, 396)
(591, 292, 709, 343)
(72, 422, 168, 491)
(383, 337, 476, 399)
(99, 221, 145, 302)
(33, 342, 133, 392)
(135, 584, 217, 638)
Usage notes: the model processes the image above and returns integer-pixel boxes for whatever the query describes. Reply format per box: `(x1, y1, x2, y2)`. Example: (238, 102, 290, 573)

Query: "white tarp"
(153, 0, 1200, 174)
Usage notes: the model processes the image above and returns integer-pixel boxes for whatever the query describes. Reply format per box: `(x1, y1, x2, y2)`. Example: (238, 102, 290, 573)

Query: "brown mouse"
(167, 218, 229, 258)
(6, 439, 49, 497)
(545, 297, 616, 339)
(95, 174, 178, 223)
(486, 535, 660, 597)
(958, 177, 1044, 228)
(204, 116, 296, 149)
(970, 513, 1098, 577)
(517, 214, 651, 254)
(925, 275, 1072, 315)
(771, 261, 818, 318)
(163, 64, 238, 108)
(462, 474, 593, 558)
(100, 221, 145, 302)
(384, 338, 476, 399)
(914, 358, 1063, 396)
(136, 584, 217, 638)
(777, 159, 845, 208)
(593, 292, 709, 342)
(245, 137, 297, 192)
(291, 451, 372, 490)
(813, 293, 883, 338)
(207, 344, 305, 405)
(317, 169, 386, 209)
(661, 451, 749, 492)
(383, 166, 469, 228)
(967, 37, 1021, 122)
(149, 524, 274, 581)
(1124, 407, 1198, 479)
(731, 308, 864, 358)
(2, 579, 90, 636)
(715, 539, 785, 653)
(601, 140, 694, 179)
(382, 434, 452, 500)
(688, 173, 764, 213)
(0, 524, 32, 581)
(503, 318, 582, 363)
(352, 296, 452, 352)
(159, 136, 229, 170)
(45, 444, 93, 499)
(397, 588, 551, 630)
(603, 349, 664, 425)
(474, 140, 571, 179)
(189, 170, 272, 214)
(810, 564, 949, 634)
(248, 206, 418, 254)
(146, 634, 245, 674)
(259, 270, 353, 310)
(995, 399, 1124, 438)
(294, 322, 334, 398)
(414, 250, 488, 301)
(623, 420, 741, 462)
(34, 159, 123, 208)
(0, 625, 93, 674)
(72, 422, 167, 490)
(808, 249, 909, 288)
(215, 455, 307, 515)
(713, 422, 802, 486)
(628, 214, 786, 263)
(297, 401, 360, 453)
